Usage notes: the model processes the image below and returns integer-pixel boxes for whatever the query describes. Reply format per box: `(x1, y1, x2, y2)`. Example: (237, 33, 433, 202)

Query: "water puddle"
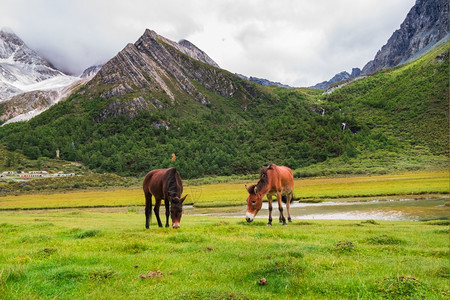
(184, 196, 449, 221)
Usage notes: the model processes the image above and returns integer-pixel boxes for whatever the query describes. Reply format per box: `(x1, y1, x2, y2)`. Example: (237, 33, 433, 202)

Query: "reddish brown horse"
(245, 163, 294, 225)
(143, 168, 187, 229)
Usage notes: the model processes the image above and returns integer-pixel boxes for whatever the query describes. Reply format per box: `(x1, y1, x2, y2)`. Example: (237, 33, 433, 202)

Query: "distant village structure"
(0, 170, 76, 180)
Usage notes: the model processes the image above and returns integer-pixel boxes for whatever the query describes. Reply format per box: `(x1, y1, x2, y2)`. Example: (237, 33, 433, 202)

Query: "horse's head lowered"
(169, 194, 187, 228)
(245, 184, 263, 222)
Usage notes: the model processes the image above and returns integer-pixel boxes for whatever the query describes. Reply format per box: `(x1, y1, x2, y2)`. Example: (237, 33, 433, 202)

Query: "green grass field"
(0, 211, 448, 299)
(1, 171, 448, 299)
(0, 171, 448, 210)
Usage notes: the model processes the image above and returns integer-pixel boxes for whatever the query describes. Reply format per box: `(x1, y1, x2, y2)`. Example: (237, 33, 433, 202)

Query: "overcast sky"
(1, 0, 415, 87)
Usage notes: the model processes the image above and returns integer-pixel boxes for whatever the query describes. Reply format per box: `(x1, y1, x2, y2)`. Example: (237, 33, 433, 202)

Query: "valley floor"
(0, 171, 448, 210)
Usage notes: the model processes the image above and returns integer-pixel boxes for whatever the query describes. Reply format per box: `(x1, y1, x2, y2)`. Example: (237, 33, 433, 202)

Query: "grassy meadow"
(0, 211, 448, 299)
(0, 171, 448, 299)
(0, 171, 448, 210)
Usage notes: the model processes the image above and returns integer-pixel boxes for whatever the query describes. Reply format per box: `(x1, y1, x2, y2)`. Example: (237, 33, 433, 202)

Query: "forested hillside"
(0, 42, 447, 178)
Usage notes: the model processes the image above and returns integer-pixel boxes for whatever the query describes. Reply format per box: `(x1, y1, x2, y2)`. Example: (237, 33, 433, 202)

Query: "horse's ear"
(180, 195, 187, 203)
(254, 186, 258, 194)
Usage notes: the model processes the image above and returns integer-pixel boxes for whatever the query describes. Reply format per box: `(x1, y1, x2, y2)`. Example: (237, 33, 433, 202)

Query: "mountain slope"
(322, 42, 449, 156)
(362, 0, 449, 74)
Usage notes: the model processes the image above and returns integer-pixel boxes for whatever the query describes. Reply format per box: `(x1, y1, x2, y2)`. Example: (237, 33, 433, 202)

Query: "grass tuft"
(376, 276, 426, 298)
(179, 289, 251, 300)
(334, 241, 356, 253)
(361, 219, 379, 225)
(365, 235, 405, 245)
(168, 232, 207, 243)
(73, 229, 101, 239)
(88, 269, 115, 281)
(425, 220, 450, 226)
(120, 242, 148, 254)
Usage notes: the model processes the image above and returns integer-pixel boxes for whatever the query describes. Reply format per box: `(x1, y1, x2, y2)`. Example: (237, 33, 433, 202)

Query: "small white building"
(2, 171, 17, 175)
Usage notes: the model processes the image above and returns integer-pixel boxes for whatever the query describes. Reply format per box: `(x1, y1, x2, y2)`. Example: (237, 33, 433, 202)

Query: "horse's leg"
(164, 199, 170, 228)
(279, 195, 284, 223)
(145, 192, 152, 229)
(277, 191, 287, 225)
(154, 199, 163, 227)
(267, 195, 273, 226)
(286, 193, 292, 223)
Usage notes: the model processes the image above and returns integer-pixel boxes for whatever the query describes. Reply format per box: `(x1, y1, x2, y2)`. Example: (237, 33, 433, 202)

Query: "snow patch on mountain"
(0, 28, 80, 101)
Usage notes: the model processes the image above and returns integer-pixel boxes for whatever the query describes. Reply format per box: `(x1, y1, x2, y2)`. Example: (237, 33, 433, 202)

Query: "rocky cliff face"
(86, 29, 263, 119)
(362, 0, 449, 74)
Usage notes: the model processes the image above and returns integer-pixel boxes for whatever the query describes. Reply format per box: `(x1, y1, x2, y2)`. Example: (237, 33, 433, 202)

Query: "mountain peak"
(0, 28, 26, 59)
(135, 29, 219, 68)
(143, 29, 158, 38)
(85, 28, 265, 120)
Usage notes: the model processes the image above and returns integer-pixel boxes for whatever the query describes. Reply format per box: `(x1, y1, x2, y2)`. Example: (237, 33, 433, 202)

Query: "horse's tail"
(282, 194, 296, 203)
(144, 192, 152, 229)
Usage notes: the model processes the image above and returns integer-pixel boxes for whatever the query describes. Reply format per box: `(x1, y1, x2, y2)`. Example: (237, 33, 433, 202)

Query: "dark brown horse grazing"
(143, 168, 187, 229)
(245, 163, 294, 225)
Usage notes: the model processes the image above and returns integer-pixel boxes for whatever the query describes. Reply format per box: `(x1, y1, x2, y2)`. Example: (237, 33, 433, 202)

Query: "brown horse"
(143, 168, 187, 229)
(245, 163, 294, 225)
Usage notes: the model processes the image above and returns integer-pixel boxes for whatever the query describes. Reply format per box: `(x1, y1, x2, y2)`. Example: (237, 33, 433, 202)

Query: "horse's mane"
(164, 168, 182, 198)
(248, 164, 275, 194)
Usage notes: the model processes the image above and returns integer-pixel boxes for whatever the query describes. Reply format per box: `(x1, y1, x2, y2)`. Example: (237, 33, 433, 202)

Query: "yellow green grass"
(0, 171, 448, 210)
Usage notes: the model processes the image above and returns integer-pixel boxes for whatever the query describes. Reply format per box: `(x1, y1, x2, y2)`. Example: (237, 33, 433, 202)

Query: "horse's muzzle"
(172, 223, 180, 229)
(245, 212, 254, 223)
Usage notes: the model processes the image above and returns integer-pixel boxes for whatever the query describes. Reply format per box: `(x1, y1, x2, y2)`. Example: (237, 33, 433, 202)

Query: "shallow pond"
(184, 196, 449, 221)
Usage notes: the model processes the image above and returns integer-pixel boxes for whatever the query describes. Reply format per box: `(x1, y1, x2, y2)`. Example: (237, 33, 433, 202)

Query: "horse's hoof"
(282, 222, 287, 226)
(288, 218, 292, 223)
(267, 223, 272, 226)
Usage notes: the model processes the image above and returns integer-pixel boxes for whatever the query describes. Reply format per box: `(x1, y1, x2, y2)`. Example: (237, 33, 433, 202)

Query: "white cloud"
(0, 0, 415, 86)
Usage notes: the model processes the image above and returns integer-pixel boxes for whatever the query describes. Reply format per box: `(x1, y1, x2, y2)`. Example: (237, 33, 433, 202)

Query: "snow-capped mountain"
(0, 28, 80, 101)
(0, 28, 91, 124)
(80, 64, 103, 78)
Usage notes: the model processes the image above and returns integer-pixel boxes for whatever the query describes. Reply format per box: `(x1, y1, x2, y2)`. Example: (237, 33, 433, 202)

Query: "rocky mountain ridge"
(310, 68, 361, 90)
(236, 74, 293, 88)
(312, 0, 448, 89)
(362, 0, 449, 74)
